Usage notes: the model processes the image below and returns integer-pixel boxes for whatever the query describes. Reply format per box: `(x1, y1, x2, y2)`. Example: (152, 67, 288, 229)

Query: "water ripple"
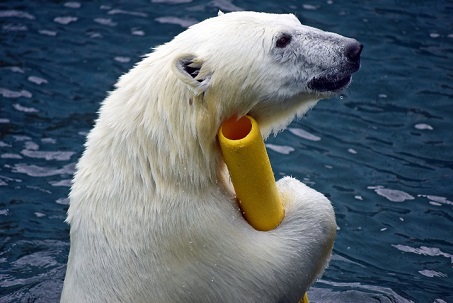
(0, 10, 35, 19)
(53, 16, 78, 25)
(0, 1, 451, 302)
(266, 144, 295, 155)
(288, 127, 321, 141)
(368, 186, 415, 202)
(0, 88, 32, 98)
(64, 2, 81, 9)
(107, 9, 148, 17)
(155, 16, 198, 28)
(12, 163, 75, 178)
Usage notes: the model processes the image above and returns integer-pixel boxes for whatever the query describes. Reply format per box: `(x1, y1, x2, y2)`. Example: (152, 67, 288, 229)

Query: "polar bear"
(61, 11, 362, 303)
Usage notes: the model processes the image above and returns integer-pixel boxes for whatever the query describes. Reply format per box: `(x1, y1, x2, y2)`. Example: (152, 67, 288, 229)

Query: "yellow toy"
(218, 115, 284, 231)
(218, 115, 309, 303)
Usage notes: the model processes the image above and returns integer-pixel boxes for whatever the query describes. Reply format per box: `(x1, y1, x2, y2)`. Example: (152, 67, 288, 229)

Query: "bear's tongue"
(307, 75, 352, 92)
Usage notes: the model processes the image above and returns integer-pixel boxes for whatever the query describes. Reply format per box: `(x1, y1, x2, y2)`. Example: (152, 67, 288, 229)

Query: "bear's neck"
(88, 62, 224, 197)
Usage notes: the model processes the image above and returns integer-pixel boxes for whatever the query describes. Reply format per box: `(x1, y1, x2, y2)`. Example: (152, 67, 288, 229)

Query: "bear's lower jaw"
(307, 74, 352, 92)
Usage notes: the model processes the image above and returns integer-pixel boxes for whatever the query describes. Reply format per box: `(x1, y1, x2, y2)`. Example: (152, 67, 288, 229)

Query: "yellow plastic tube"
(218, 115, 309, 303)
(218, 115, 284, 231)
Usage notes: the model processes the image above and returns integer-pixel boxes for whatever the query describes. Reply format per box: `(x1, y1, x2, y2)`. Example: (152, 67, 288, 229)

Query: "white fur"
(61, 11, 360, 303)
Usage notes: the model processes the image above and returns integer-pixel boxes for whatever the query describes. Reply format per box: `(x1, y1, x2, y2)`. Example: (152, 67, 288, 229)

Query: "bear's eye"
(276, 34, 292, 48)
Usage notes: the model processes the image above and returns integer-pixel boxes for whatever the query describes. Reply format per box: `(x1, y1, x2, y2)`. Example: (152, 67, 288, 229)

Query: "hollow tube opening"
(221, 116, 252, 140)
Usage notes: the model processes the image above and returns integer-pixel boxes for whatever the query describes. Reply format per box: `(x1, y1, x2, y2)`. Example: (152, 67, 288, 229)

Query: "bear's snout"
(306, 39, 362, 93)
(344, 40, 363, 65)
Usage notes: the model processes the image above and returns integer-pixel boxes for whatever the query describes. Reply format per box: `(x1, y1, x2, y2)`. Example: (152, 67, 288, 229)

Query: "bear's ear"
(218, 10, 224, 16)
(172, 54, 212, 96)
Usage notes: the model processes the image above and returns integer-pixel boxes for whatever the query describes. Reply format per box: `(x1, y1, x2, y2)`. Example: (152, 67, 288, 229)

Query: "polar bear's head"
(170, 11, 362, 136)
(108, 11, 362, 183)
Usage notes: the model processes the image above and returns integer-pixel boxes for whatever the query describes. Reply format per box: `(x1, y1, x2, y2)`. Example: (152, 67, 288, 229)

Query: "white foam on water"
(19, 140, 74, 160)
(13, 135, 32, 141)
(2, 153, 23, 159)
(39, 29, 57, 36)
(0, 10, 35, 19)
(311, 279, 413, 303)
(114, 56, 131, 63)
(0, 88, 32, 98)
(414, 123, 433, 130)
(12, 163, 75, 177)
(303, 4, 319, 10)
(21, 150, 74, 161)
(64, 2, 81, 9)
(56, 197, 70, 205)
(41, 138, 57, 144)
(54, 16, 78, 25)
(392, 244, 453, 262)
(107, 9, 148, 17)
(152, 0, 193, 3)
(155, 16, 198, 28)
(28, 76, 48, 85)
(3, 24, 28, 32)
(94, 18, 117, 27)
(51, 179, 72, 187)
(288, 128, 321, 141)
(418, 270, 447, 278)
(418, 195, 453, 206)
(368, 186, 415, 202)
(13, 104, 38, 113)
(131, 28, 145, 36)
(265, 144, 295, 155)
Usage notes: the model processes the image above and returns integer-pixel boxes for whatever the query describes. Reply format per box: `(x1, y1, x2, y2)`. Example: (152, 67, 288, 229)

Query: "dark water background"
(1, 0, 452, 302)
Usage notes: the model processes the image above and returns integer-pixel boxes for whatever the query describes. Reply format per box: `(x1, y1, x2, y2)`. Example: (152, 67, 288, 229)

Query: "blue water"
(0, 0, 452, 302)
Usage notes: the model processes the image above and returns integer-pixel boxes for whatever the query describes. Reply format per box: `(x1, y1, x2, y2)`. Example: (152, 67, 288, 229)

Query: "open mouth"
(308, 74, 352, 92)
(308, 61, 360, 93)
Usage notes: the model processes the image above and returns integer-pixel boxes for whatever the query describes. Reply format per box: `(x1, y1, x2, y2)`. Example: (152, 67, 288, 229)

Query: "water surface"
(1, 0, 452, 302)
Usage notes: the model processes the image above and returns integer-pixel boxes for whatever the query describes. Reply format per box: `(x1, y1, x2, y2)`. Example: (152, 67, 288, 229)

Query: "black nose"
(345, 41, 363, 62)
